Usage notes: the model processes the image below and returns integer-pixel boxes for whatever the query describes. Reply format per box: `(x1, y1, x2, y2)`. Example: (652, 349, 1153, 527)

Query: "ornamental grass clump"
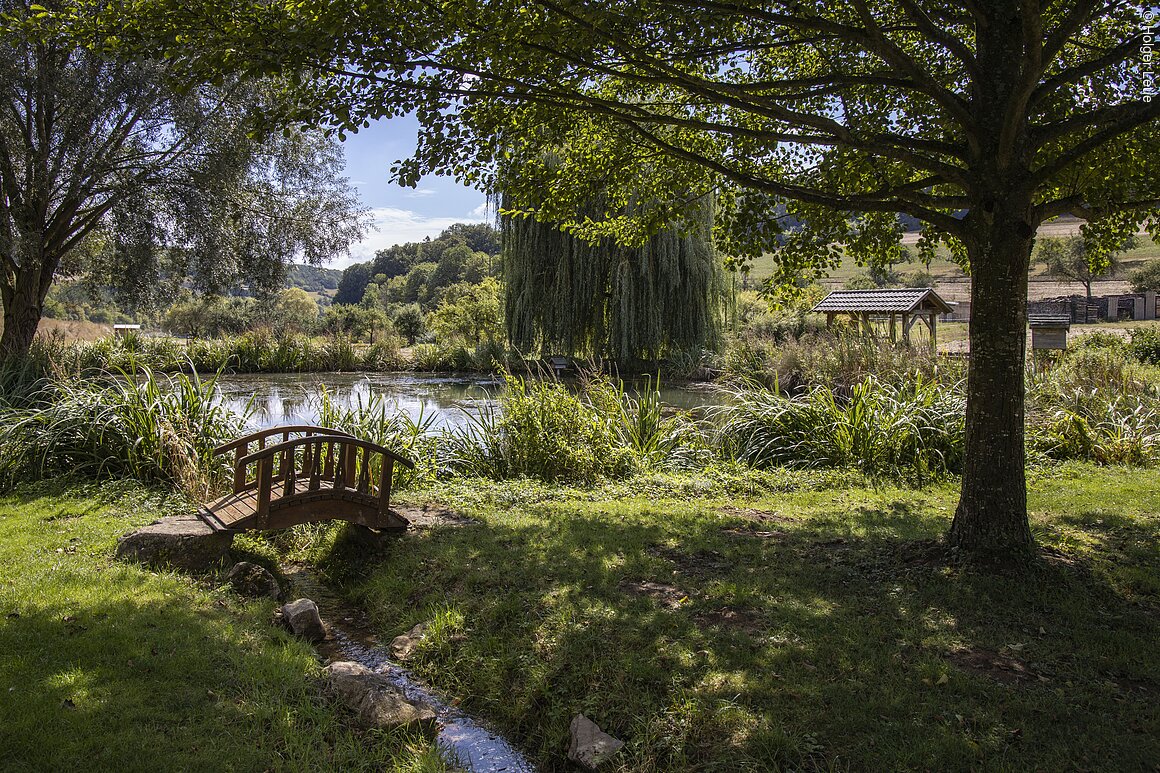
(1027, 348, 1160, 465)
(441, 375, 635, 483)
(583, 375, 709, 471)
(0, 362, 245, 496)
(716, 375, 966, 480)
(314, 387, 436, 487)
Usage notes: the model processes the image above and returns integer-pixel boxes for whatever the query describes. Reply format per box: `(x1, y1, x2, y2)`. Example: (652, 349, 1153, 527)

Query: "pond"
(212, 372, 724, 431)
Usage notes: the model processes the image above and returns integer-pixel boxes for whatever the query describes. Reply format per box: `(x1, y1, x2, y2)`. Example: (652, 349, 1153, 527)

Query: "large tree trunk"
(0, 280, 45, 362)
(948, 209, 1036, 559)
(0, 244, 52, 362)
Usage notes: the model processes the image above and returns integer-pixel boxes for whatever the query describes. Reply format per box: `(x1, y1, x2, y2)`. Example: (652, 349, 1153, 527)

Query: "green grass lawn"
(3, 468, 1156, 771)
(0, 480, 446, 772)
(323, 466, 1160, 772)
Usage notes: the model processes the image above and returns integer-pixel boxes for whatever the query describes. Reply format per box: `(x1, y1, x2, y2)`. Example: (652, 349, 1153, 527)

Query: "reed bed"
(2, 332, 1155, 494)
(715, 375, 966, 481)
(0, 363, 245, 497)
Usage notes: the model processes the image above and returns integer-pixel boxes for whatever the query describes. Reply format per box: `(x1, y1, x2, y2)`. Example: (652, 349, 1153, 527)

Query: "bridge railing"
(214, 425, 356, 493)
(215, 428, 415, 525)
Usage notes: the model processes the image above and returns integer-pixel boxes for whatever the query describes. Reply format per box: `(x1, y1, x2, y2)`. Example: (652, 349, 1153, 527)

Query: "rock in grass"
(323, 661, 437, 732)
(568, 713, 624, 769)
(225, 562, 282, 600)
(115, 516, 233, 571)
(281, 598, 326, 643)
(389, 623, 427, 660)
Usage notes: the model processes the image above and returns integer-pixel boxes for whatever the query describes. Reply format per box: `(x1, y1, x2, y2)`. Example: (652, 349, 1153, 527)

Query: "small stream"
(282, 565, 537, 773)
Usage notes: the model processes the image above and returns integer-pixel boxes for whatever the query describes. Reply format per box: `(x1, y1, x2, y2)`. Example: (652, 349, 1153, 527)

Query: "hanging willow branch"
(501, 195, 724, 363)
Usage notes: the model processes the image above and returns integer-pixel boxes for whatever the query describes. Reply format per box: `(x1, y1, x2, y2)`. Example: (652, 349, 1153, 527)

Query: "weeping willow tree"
(502, 197, 723, 364)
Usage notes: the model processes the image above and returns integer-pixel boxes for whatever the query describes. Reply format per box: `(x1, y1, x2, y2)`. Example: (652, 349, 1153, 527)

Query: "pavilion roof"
(811, 288, 953, 315)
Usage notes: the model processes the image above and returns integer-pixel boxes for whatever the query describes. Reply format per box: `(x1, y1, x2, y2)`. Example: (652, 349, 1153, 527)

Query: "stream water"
(282, 565, 537, 773)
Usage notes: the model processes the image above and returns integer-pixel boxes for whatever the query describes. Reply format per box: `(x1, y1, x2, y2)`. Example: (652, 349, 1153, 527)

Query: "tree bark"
(948, 208, 1037, 559)
(0, 283, 44, 362)
(0, 242, 53, 363)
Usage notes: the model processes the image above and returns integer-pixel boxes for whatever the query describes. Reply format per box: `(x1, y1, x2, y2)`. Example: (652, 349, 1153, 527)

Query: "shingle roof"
(811, 288, 953, 314)
(1028, 314, 1071, 328)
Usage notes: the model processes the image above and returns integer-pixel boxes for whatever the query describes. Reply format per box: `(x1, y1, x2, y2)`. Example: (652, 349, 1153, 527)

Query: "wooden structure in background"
(812, 288, 953, 350)
(1029, 314, 1071, 351)
(199, 426, 415, 532)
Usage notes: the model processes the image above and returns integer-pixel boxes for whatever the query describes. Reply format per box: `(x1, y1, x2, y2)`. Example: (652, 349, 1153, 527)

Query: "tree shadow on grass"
(0, 584, 435, 771)
(341, 496, 1160, 772)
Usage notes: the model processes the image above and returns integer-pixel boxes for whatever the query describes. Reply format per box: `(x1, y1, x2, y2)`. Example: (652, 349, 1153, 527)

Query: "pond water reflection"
(212, 372, 722, 431)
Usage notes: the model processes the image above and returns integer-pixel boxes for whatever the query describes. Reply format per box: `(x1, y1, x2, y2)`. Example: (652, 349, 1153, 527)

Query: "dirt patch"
(620, 580, 690, 609)
(722, 527, 788, 540)
(393, 503, 478, 529)
(646, 545, 730, 576)
(693, 606, 764, 633)
(948, 647, 1043, 685)
(718, 506, 794, 525)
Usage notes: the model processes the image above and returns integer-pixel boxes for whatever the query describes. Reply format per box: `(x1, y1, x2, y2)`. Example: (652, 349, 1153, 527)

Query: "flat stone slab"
(324, 661, 437, 732)
(115, 515, 233, 571)
(568, 713, 624, 769)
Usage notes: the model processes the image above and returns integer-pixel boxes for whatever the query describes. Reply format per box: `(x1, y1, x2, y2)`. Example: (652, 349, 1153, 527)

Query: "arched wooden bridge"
(198, 426, 415, 533)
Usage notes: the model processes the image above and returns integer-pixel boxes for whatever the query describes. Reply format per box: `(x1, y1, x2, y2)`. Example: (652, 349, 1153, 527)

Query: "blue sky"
(337, 116, 491, 268)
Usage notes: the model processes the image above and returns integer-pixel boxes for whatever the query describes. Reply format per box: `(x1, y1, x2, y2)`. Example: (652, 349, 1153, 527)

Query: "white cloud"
(331, 206, 490, 268)
(469, 200, 493, 219)
(402, 187, 437, 198)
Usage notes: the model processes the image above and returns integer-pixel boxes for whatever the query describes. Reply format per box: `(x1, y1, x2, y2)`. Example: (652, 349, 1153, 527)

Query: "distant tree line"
(335, 224, 501, 308)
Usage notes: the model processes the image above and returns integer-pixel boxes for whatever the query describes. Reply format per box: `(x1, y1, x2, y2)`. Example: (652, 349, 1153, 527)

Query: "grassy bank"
(313, 465, 1160, 771)
(0, 480, 446, 772)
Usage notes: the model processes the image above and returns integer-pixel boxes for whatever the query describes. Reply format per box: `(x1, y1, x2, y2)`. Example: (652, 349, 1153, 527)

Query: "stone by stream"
(567, 714, 625, 770)
(324, 661, 437, 732)
(280, 598, 327, 643)
(283, 565, 536, 773)
(390, 623, 427, 661)
(226, 561, 282, 600)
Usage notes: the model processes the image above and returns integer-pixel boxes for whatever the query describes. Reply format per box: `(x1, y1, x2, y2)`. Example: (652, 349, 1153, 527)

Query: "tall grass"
(721, 331, 963, 393)
(1027, 349, 1160, 465)
(314, 387, 437, 488)
(440, 375, 638, 483)
(716, 376, 966, 480)
(14, 331, 407, 376)
(0, 362, 246, 496)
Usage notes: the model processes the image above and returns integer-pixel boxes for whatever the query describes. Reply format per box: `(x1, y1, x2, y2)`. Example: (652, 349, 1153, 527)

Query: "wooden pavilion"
(811, 288, 953, 350)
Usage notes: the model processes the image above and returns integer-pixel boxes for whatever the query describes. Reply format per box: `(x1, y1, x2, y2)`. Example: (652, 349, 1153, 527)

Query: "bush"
(1128, 327, 1160, 365)
(1071, 331, 1126, 353)
(1027, 348, 1160, 465)
(1128, 260, 1160, 292)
